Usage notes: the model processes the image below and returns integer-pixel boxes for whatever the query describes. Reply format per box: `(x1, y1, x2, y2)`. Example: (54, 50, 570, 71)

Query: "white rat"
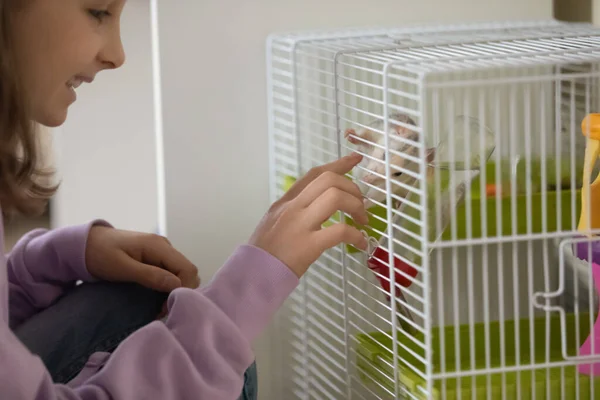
(344, 113, 435, 209)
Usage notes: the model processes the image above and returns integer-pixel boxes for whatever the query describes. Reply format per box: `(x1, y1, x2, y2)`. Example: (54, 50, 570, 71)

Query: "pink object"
(578, 261, 600, 376)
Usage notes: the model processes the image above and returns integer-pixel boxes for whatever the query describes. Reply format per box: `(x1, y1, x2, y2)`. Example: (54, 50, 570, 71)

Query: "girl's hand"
(85, 227, 201, 292)
(248, 153, 369, 278)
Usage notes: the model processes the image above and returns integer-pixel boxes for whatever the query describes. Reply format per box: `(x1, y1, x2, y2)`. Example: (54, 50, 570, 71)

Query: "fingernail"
(361, 237, 368, 250)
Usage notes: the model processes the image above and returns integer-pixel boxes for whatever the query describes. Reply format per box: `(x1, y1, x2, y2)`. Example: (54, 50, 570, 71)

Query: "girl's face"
(10, 0, 127, 127)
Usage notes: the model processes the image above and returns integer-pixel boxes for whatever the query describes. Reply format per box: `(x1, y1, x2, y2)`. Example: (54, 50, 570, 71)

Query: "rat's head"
(362, 144, 436, 184)
(361, 114, 435, 187)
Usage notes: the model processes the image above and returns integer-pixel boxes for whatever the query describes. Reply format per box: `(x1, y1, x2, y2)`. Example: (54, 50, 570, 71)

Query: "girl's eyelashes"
(88, 9, 111, 22)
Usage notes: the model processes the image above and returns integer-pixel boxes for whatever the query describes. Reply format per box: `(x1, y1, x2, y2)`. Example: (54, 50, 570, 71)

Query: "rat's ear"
(391, 114, 416, 137)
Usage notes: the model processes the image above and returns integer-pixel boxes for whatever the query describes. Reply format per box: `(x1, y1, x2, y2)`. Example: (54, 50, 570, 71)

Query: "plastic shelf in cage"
(281, 158, 583, 250)
(447, 158, 584, 240)
(355, 313, 600, 399)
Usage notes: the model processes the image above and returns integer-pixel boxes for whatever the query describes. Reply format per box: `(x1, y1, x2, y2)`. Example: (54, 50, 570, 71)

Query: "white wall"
(51, 0, 157, 234)
(154, 1, 553, 398)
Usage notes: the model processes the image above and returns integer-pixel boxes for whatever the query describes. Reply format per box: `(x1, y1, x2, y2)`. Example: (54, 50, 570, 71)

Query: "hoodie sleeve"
(0, 244, 299, 400)
(6, 220, 111, 329)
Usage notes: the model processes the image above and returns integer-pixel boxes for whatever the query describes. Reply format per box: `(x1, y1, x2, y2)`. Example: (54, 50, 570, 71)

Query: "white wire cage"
(266, 20, 600, 399)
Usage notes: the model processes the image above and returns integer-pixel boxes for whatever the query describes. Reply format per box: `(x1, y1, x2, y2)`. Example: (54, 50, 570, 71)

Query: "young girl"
(1, 1, 369, 399)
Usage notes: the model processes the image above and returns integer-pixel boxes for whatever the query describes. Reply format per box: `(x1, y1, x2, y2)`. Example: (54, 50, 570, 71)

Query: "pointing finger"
(281, 153, 362, 202)
(293, 170, 364, 210)
(305, 187, 369, 227)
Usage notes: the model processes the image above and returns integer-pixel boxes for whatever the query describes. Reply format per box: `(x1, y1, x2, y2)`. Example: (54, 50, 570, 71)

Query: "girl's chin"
(33, 88, 75, 127)
(35, 109, 68, 128)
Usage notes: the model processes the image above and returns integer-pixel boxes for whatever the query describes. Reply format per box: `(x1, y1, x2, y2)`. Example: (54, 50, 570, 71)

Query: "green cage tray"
(282, 159, 583, 254)
(355, 313, 600, 399)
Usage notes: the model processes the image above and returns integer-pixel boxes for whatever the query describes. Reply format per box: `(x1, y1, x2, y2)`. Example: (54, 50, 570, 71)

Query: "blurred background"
(5, 0, 594, 398)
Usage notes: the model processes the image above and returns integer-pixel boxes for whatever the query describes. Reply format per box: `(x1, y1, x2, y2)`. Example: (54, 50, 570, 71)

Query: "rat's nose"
(363, 173, 381, 184)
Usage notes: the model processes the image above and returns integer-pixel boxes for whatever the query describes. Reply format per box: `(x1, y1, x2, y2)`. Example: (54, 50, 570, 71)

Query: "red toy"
(367, 245, 418, 300)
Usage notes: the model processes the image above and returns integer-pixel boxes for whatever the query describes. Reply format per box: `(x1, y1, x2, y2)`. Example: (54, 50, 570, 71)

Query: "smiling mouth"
(66, 75, 94, 90)
(66, 78, 83, 90)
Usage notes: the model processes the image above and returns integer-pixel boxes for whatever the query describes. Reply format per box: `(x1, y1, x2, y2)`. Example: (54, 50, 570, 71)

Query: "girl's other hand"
(248, 153, 368, 278)
(85, 227, 201, 293)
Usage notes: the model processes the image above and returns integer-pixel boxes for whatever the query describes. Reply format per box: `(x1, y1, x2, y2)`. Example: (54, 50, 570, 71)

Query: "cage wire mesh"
(266, 20, 600, 399)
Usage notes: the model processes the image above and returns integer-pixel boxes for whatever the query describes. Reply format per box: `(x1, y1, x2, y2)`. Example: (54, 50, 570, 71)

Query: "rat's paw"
(344, 128, 359, 144)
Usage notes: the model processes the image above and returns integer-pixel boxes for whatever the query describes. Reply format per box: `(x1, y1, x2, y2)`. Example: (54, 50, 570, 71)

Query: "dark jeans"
(12, 281, 257, 399)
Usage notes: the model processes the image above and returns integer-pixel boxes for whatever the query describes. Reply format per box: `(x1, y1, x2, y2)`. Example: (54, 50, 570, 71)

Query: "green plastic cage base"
(355, 313, 600, 399)
(281, 159, 582, 254)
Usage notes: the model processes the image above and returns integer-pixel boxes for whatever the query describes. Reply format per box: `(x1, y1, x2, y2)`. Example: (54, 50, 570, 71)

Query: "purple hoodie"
(0, 219, 299, 399)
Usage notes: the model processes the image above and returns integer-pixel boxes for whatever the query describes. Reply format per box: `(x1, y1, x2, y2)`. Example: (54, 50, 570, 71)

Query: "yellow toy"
(578, 113, 600, 235)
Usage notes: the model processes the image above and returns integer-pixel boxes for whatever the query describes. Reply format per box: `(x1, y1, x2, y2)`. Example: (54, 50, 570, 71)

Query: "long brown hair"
(0, 2, 57, 217)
